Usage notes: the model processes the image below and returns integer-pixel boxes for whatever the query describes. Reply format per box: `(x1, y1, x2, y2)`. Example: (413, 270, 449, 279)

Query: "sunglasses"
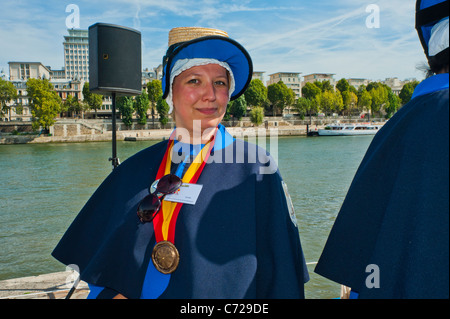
(137, 174, 183, 223)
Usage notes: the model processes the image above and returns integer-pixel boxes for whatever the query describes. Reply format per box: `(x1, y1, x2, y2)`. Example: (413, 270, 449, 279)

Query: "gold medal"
(152, 241, 180, 274)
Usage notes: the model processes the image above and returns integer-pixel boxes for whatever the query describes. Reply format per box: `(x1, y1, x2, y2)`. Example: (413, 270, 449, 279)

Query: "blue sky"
(0, 0, 428, 82)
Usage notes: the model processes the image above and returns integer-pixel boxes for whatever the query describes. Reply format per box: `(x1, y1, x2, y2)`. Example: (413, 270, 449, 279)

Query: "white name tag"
(164, 183, 203, 205)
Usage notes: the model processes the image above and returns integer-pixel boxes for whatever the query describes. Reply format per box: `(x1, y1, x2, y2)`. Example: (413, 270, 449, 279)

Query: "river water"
(0, 134, 374, 299)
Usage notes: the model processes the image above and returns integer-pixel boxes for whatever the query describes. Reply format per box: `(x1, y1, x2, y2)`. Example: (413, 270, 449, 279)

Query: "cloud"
(0, 0, 427, 81)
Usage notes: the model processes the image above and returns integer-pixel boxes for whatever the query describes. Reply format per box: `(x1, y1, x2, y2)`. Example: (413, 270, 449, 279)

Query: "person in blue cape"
(52, 27, 309, 299)
(314, 0, 449, 299)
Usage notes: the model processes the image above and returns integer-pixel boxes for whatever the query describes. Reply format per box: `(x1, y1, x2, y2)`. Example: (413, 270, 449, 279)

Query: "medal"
(152, 241, 180, 274)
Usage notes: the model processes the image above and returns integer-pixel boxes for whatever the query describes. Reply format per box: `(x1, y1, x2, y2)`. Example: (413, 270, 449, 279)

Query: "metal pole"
(65, 275, 80, 299)
(109, 92, 120, 169)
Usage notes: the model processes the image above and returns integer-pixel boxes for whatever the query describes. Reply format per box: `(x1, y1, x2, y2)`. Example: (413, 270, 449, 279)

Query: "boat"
(318, 123, 382, 136)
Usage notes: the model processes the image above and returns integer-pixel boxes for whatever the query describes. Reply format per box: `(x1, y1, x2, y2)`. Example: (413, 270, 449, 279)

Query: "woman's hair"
(429, 54, 449, 74)
(417, 50, 449, 78)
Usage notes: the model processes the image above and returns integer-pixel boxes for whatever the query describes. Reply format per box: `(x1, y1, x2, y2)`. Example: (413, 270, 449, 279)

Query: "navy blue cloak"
(314, 74, 449, 299)
(52, 128, 309, 299)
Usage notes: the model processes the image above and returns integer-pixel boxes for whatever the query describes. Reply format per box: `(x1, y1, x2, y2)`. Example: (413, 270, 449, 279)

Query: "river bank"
(0, 117, 386, 145)
(0, 126, 310, 144)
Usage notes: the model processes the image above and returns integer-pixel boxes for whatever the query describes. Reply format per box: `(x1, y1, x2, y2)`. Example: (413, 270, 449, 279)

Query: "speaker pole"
(109, 92, 120, 169)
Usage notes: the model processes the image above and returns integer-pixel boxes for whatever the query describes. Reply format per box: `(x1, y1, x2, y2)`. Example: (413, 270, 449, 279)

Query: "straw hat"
(161, 26, 253, 102)
(168, 27, 229, 47)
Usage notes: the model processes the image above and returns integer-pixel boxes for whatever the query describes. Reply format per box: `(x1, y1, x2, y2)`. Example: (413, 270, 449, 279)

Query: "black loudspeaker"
(89, 23, 142, 95)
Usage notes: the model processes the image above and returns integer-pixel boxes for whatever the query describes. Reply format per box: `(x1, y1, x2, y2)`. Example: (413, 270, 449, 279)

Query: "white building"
(8, 62, 52, 81)
(303, 73, 336, 89)
(267, 72, 302, 99)
(252, 71, 265, 83)
(4, 62, 87, 121)
(346, 78, 372, 90)
(64, 29, 89, 82)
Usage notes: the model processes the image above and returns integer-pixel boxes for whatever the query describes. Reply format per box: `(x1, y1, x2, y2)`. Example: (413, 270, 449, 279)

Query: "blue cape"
(52, 126, 309, 299)
(314, 74, 449, 298)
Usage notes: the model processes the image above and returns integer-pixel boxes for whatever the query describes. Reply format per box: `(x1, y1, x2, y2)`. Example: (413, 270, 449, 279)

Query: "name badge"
(165, 183, 203, 205)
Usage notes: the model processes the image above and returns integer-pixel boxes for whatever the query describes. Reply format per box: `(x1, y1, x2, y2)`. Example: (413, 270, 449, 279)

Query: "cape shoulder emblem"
(281, 181, 298, 227)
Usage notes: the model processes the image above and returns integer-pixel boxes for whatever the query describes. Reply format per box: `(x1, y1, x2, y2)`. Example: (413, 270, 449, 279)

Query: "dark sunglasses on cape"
(137, 174, 182, 223)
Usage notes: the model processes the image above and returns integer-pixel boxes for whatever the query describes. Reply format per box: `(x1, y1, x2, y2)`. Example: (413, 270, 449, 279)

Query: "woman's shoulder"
(114, 139, 169, 173)
(225, 138, 279, 176)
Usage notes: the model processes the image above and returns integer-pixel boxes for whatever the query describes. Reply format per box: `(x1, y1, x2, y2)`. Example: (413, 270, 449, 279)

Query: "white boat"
(318, 123, 382, 136)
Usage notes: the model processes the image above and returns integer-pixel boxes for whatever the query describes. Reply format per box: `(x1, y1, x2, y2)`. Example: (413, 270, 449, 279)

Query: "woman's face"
(172, 63, 230, 137)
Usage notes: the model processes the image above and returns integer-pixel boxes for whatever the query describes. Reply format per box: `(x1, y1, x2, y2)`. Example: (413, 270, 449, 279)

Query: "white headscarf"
(165, 58, 236, 114)
(429, 17, 449, 56)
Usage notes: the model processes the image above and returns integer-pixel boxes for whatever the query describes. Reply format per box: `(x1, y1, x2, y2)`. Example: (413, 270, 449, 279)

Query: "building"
(4, 80, 33, 121)
(4, 61, 86, 121)
(142, 65, 163, 88)
(63, 29, 89, 82)
(50, 68, 67, 80)
(303, 73, 336, 89)
(346, 78, 372, 90)
(52, 78, 84, 101)
(252, 71, 265, 83)
(8, 62, 52, 81)
(6, 62, 53, 121)
(267, 72, 302, 99)
(382, 77, 418, 95)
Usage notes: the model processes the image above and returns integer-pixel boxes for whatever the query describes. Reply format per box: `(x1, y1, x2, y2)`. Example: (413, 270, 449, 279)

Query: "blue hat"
(416, 0, 449, 59)
(161, 27, 253, 101)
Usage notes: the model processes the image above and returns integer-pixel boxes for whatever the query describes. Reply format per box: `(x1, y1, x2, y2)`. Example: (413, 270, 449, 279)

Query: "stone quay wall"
(0, 117, 385, 144)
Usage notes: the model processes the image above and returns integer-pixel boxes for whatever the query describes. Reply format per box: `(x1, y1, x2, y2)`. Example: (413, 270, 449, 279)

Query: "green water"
(0, 135, 373, 298)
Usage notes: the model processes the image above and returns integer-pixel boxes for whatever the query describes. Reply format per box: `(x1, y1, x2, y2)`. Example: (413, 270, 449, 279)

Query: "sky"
(0, 0, 428, 83)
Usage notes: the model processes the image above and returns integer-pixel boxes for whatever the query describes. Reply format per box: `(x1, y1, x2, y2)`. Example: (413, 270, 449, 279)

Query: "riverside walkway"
(0, 272, 89, 299)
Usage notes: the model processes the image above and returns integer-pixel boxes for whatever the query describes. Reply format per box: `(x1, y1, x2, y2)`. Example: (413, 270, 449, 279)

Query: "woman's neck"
(173, 126, 217, 145)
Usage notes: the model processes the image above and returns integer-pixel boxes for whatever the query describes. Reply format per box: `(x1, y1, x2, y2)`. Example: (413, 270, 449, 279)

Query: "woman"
(52, 27, 309, 299)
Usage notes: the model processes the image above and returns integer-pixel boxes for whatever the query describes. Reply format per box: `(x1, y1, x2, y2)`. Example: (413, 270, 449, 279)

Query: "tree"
(357, 89, 372, 116)
(318, 90, 343, 116)
(320, 80, 334, 93)
(249, 106, 264, 126)
(82, 82, 103, 118)
(334, 90, 344, 114)
(228, 95, 247, 120)
(0, 78, 18, 121)
(156, 96, 170, 126)
(116, 96, 134, 127)
(336, 78, 350, 93)
(301, 82, 321, 100)
(399, 81, 420, 105)
(267, 81, 295, 116)
(244, 79, 267, 107)
(147, 80, 162, 125)
(26, 78, 61, 132)
(319, 91, 334, 115)
(385, 90, 401, 119)
(63, 94, 83, 118)
(342, 90, 358, 117)
(134, 91, 150, 125)
(293, 97, 313, 119)
(369, 85, 389, 117)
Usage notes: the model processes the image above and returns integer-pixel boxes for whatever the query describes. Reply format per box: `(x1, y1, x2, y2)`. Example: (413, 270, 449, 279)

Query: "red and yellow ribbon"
(152, 132, 216, 244)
